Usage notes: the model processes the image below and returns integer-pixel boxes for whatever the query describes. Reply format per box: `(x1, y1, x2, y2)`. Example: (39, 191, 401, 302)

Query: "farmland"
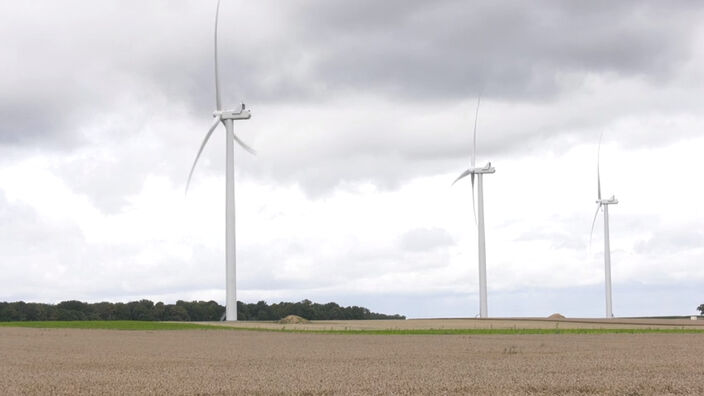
(2, 318, 704, 394)
(207, 316, 704, 332)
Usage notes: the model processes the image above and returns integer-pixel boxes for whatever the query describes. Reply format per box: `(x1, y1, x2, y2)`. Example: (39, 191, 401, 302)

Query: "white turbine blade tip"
(214, 0, 222, 111)
(471, 95, 481, 168)
(471, 174, 477, 226)
(185, 118, 222, 196)
(589, 204, 601, 249)
(597, 131, 604, 200)
(452, 169, 471, 186)
(233, 132, 257, 155)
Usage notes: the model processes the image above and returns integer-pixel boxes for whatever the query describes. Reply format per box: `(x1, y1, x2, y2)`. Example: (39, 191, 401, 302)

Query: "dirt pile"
(278, 315, 309, 324)
(548, 313, 566, 319)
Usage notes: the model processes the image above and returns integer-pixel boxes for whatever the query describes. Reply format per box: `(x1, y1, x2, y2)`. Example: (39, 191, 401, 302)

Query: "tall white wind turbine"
(185, 0, 255, 321)
(452, 96, 495, 318)
(590, 133, 618, 318)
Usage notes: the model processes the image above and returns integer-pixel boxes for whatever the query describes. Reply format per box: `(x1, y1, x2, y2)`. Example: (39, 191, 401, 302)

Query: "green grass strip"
(1, 321, 704, 334)
(272, 328, 704, 335)
(0, 321, 226, 331)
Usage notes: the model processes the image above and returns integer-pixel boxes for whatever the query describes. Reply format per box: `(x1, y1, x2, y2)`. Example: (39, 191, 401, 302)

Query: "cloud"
(2, 1, 704, 318)
(634, 227, 704, 255)
(292, 0, 701, 100)
(399, 227, 455, 252)
(3, 1, 704, 198)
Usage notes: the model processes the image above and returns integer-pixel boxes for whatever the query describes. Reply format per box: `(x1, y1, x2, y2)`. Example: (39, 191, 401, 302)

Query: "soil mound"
(548, 313, 566, 319)
(278, 315, 310, 324)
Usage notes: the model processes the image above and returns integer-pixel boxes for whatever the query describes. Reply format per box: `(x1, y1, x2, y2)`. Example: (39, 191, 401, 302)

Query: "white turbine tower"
(452, 96, 495, 318)
(185, 0, 255, 321)
(590, 133, 618, 318)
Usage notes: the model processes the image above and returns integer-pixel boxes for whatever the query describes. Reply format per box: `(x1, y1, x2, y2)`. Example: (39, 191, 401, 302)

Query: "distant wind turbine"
(185, 0, 255, 321)
(452, 96, 495, 318)
(590, 133, 618, 318)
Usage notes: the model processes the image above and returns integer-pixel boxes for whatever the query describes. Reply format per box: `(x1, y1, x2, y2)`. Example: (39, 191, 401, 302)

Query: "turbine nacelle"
(597, 195, 618, 205)
(214, 103, 251, 120)
(469, 162, 496, 174)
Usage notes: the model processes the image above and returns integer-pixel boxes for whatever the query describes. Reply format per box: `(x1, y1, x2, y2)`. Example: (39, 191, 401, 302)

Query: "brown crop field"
(2, 322, 704, 395)
(207, 316, 704, 331)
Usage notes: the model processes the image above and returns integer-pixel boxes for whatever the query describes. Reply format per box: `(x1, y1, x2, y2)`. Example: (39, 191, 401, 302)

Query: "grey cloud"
(0, 192, 225, 302)
(0, 1, 211, 150)
(0, 100, 70, 147)
(516, 229, 585, 251)
(0, 193, 85, 301)
(236, 227, 455, 295)
(399, 228, 455, 252)
(1, 1, 702, 200)
(635, 227, 704, 255)
(3, 1, 702, 161)
(3, 1, 704, 319)
(0, 193, 79, 254)
(293, 0, 700, 101)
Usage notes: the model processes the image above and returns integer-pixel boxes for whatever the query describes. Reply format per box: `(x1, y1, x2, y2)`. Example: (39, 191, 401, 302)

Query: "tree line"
(0, 299, 405, 322)
(239, 299, 405, 320)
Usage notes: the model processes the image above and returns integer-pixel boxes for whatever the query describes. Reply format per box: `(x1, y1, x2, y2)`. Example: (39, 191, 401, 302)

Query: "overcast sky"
(1, 0, 703, 318)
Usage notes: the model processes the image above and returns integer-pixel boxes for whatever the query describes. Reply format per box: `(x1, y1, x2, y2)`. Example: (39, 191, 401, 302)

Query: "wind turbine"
(590, 133, 618, 318)
(185, 0, 255, 321)
(452, 96, 495, 318)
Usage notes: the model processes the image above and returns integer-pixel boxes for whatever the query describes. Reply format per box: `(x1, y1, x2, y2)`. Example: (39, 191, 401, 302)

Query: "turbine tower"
(452, 96, 495, 318)
(590, 133, 618, 318)
(186, 0, 255, 321)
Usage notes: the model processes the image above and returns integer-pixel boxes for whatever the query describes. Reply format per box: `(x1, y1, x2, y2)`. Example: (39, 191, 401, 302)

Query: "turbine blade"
(214, 0, 222, 111)
(452, 169, 471, 186)
(597, 132, 603, 201)
(589, 204, 601, 249)
(597, 165, 602, 201)
(471, 173, 477, 226)
(232, 131, 257, 155)
(471, 95, 481, 168)
(185, 118, 222, 195)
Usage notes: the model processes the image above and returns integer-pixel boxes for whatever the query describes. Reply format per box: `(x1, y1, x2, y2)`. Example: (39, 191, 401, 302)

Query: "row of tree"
(0, 299, 405, 322)
(238, 299, 405, 320)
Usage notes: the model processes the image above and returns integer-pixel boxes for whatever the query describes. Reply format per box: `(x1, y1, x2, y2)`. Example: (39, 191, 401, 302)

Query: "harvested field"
(1, 327, 704, 395)
(206, 317, 704, 331)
